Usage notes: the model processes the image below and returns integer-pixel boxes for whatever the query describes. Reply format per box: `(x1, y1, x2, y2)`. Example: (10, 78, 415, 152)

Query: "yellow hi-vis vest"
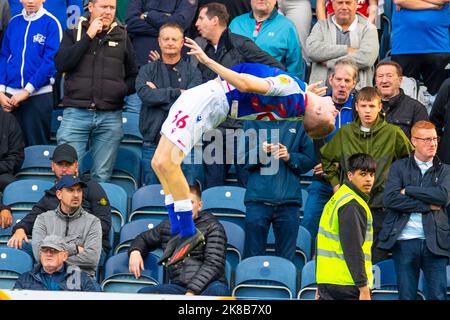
(316, 184, 374, 287)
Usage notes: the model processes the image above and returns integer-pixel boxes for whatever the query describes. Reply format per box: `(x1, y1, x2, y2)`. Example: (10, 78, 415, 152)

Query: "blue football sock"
(174, 199, 195, 238)
(178, 210, 196, 238)
(165, 195, 179, 236)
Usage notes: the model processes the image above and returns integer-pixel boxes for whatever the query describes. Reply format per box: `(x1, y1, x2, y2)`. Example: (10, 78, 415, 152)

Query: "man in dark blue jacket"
(136, 22, 202, 186)
(378, 120, 450, 300)
(126, 0, 197, 67)
(242, 120, 316, 261)
(14, 235, 101, 291)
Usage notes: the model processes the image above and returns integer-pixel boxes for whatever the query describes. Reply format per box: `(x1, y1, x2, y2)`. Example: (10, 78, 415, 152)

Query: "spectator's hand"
(347, 47, 358, 55)
(314, 288, 320, 300)
(359, 285, 371, 300)
(272, 143, 290, 162)
(10, 89, 30, 107)
(333, 184, 340, 194)
(148, 50, 161, 62)
(86, 17, 103, 39)
(7, 228, 29, 249)
(129, 250, 144, 279)
(0, 92, 14, 112)
(313, 163, 324, 176)
(77, 246, 85, 253)
(400, 188, 405, 195)
(146, 81, 157, 89)
(185, 291, 195, 296)
(308, 81, 327, 97)
(0, 209, 12, 229)
(262, 141, 273, 154)
(185, 37, 210, 65)
(430, 204, 442, 211)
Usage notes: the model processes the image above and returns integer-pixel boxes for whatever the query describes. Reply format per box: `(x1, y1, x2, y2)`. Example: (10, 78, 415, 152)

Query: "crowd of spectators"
(0, 0, 448, 299)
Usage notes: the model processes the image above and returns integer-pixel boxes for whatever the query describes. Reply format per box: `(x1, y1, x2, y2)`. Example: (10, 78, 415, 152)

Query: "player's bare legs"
(151, 135, 205, 266)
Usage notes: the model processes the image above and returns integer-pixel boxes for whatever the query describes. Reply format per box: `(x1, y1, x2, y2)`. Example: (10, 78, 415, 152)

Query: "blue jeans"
(123, 93, 142, 114)
(244, 202, 301, 261)
(393, 239, 448, 300)
(57, 108, 123, 181)
(301, 180, 333, 239)
(138, 280, 230, 296)
(142, 142, 204, 187)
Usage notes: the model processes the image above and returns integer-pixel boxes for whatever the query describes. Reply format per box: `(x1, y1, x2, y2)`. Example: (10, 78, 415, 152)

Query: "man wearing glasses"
(378, 120, 450, 300)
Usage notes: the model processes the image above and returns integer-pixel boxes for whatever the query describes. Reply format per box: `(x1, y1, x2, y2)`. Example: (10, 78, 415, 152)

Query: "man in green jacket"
(321, 87, 413, 263)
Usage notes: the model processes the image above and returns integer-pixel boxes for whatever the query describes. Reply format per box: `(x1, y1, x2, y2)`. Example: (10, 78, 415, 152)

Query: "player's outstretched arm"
(184, 37, 270, 94)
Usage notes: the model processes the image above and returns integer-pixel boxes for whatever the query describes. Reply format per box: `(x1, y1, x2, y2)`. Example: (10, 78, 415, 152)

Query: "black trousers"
(0, 173, 16, 192)
(392, 53, 450, 95)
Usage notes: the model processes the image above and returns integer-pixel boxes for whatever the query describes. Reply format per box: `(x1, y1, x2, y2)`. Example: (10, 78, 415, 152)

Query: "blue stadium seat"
(128, 184, 167, 222)
(379, 14, 392, 60)
(220, 221, 245, 276)
(266, 225, 312, 272)
(16, 145, 56, 182)
(80, 147, 141, 197)
(372, 259, 425, 300)
(2, 179, 53, 212)
(101, 252, 163, 293)
(202, 186, 246, 229)
(225, 260, 232, 289)
(99, 182, 128, 235)
(232, 256, 297, 299)
(297, 260, 316, 300)
(447, 264, 450, 299)
(121, 112, 143, 161)
(0, 213, 27, 246)
(50, 109, 64, 144)
(0, 247, 33, 289)
(115, 219, 162, 255)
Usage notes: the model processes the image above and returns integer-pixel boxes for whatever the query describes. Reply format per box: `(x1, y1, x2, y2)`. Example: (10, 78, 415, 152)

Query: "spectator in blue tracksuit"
(0, 0, 62, 146)
(242, 120, 316, 261)
(301, 58, 358, 239)
(9, 0, 83, 30)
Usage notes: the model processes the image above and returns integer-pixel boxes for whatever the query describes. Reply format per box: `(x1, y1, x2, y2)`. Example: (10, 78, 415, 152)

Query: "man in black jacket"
(136, 23, 202, 185)
(126, 0, 197, 68)
(55, 0, 138, 182)
(0, 109, 24, 192)
(430, 79, 450, 165)
(193, 2, 285, 189)
(8, 143, 112, 255)
(128, 184, 229, 296)
(375, 60, 429, 139)
(378, 121, 450, 300)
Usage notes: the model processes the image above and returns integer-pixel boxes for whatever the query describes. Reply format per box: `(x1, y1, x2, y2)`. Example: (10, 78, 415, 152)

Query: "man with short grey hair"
(306, 0, 379, 90)
(14, 234, 100, 291)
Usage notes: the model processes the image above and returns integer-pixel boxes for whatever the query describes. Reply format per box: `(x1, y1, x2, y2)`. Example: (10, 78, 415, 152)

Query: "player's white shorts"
(161, 79, 229, 155)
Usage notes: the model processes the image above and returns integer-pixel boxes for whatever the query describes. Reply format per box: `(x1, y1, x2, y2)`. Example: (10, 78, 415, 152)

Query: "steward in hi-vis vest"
(316, 153, 376, 300)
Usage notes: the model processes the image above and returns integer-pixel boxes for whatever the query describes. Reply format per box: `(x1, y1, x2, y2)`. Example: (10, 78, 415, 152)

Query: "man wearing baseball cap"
(8, 143, 112, 256)
(30, 174, 102, 277)
(14, 234, 100, 291)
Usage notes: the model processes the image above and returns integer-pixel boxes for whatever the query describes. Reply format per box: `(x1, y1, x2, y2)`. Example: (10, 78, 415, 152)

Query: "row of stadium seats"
(2, 244, 448, 300)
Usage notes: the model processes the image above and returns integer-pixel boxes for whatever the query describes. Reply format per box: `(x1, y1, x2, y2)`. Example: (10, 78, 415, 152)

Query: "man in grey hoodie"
(32, 174, 102, 278)
(306, 0, 379, 90)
